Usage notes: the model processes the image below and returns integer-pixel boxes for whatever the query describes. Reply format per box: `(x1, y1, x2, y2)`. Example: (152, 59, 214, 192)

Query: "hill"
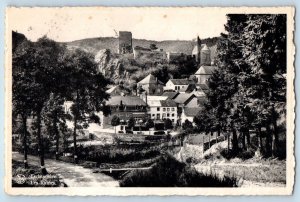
(65, 36, 219, 58)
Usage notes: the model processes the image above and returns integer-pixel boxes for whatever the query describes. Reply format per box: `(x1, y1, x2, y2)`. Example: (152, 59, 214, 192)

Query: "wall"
(119, 31, 132, 54)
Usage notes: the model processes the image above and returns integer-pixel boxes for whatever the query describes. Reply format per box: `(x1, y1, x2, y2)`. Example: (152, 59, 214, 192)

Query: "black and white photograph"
(5, 7, 295, 195)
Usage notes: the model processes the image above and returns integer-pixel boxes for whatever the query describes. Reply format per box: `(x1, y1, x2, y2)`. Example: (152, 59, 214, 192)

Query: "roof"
(162, 92, 179, 99)
(106, 96, 147, 106)
(201, 44, 210, 52)
(179, 84, 196, 93)
(173, 93, 195, 104)
(138, 74, 164, 85)
(183, 107, 202, 117)
(134, 46, 151, 51)
(106, 85, 130, 95)
(195, 65, 218, 75)
(146, 96, 168, 101)
(196, 84, 209, 91)
(169, 79, 195, 85)
(147, 100, 161, 107)
(160, 99, 177, 107)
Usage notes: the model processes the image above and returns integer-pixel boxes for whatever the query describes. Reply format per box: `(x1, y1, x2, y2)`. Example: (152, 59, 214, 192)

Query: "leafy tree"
(145, 118, 155, 135)
(111, 115, 120, 135)
(63, 49, 110, 164)
(12, 39, 35, 168)
(182, 120, 193, 133)
(42, 93, 67, 160)
(164, 118, 173, 130)
(127, 117, 135, 129)
(150, 44, 158, 50)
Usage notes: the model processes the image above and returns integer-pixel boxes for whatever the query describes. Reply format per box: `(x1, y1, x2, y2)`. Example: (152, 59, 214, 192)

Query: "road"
(12, 152, 119, 187)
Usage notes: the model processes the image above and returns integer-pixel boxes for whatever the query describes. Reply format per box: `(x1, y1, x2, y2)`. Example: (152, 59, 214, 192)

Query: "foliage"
(163, 118, 173, 130)
(120, 154, 237, 187)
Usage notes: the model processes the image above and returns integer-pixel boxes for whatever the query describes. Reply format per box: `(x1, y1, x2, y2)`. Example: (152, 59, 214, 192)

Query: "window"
(167, 113, 170, 117)
(157, 114, 160, 119)
(163, 108, 166, 112)
(172, 113, 175, 117)
(152, 114, 155, 117)
(172, 119, 174, 122)
(172, 108, 175, 111)
(120, 126, 124, 130)
(157, 107, 160, 111)
(167, 108, 170, 112)
(162, 113, 166, 117)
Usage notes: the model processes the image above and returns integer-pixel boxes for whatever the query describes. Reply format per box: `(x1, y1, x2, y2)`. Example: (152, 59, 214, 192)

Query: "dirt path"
(12, 152, 119, 187)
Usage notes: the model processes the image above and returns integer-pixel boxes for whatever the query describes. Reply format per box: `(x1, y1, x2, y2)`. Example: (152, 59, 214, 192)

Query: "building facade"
(137, 74, 164, 95)
(99, 96, 148, 129)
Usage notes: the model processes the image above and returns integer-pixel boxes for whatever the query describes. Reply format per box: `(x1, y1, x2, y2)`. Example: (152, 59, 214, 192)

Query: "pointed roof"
(201, 44, 210, 52)
(169, 79, 195, 85)
(138, 74, 164, 85)
(195, 65, 218, 75)
(173, 93, 196, 105)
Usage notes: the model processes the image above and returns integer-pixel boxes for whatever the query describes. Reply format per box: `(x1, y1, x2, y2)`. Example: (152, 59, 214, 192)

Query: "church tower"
(192, 36, 201, 64)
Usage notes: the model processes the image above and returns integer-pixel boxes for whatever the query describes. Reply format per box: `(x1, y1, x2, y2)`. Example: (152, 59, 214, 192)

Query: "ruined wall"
(119, 31, 133, 54)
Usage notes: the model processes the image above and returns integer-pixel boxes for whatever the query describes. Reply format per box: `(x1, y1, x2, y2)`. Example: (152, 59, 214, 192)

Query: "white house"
(194, 65, 218, 84)
(164, 79, 195, 92)
(146, 96, 178, 125)
(180, 107, 202, 125)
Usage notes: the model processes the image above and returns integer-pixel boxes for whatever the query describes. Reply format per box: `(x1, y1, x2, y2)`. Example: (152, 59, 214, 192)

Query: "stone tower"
(119, 31, 132, 54)
(192, 36, 201, 64)
(200, 44, 211, 65)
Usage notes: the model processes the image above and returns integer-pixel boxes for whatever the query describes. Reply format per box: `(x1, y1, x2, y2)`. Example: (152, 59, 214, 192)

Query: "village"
(63, 31, 217, 139)
(10, 12, 288, 189)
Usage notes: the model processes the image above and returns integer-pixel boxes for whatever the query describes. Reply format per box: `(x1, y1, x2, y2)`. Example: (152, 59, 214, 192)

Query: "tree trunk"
(245, 127, 251, 148)
(241, 129, 246, 150)
(37, 112, 47, 174)
(22, 115, 28, 169)
(256, 127, 263, 153)
(266, 125, 272, 157)
(231, 126, 238, 154)
(227, 132, 230, 152)
(54, 113, 59, 160)
(73, 117, 78, 164)
(272, 118, 279, 156)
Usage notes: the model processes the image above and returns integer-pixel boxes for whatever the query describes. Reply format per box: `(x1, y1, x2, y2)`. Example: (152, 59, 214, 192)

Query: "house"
(99, 96, 148, 129)
(133, 46, 166, 60)
(180, 107, 202, 125)
(164, 79, 195, 92)
(106, 85, 131, 96)
(137, 74, 164, 95)
(162, 91, 180, 100)
(172, 93, 198, 108)
(194, 65, 218, 85)
(146, 96, 178, 125)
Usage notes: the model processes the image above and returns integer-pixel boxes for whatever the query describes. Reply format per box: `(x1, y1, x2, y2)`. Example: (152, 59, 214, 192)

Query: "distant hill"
(65, 36, 219, 59)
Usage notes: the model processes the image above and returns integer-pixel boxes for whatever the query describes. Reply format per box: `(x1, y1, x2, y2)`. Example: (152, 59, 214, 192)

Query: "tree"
(111, 115, 120, 135)
(12, 39, 35, 168)
(150, 44, 158, 50)
(164, 118, 173, 130)
(127, 117, 135, 130)
(64, 49, 110, 164)
(42, 93, 66, 160)
(145, 118, 154, 135)
(182, 120, 193, 133)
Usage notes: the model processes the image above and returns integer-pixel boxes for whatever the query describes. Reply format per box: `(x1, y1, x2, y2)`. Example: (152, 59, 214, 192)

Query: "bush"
(76, 144, 161, 163)
(120, 154, 237, 187)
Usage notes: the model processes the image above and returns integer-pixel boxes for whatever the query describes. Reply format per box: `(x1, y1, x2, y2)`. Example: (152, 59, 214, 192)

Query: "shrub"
(120, 154, 237, 187)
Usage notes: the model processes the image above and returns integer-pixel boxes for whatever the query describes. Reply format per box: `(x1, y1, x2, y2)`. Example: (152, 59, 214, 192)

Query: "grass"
(120, 154, 237, 187)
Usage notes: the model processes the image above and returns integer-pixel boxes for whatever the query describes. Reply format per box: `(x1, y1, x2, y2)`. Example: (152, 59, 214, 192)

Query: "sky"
(7, 7, 228, 42)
